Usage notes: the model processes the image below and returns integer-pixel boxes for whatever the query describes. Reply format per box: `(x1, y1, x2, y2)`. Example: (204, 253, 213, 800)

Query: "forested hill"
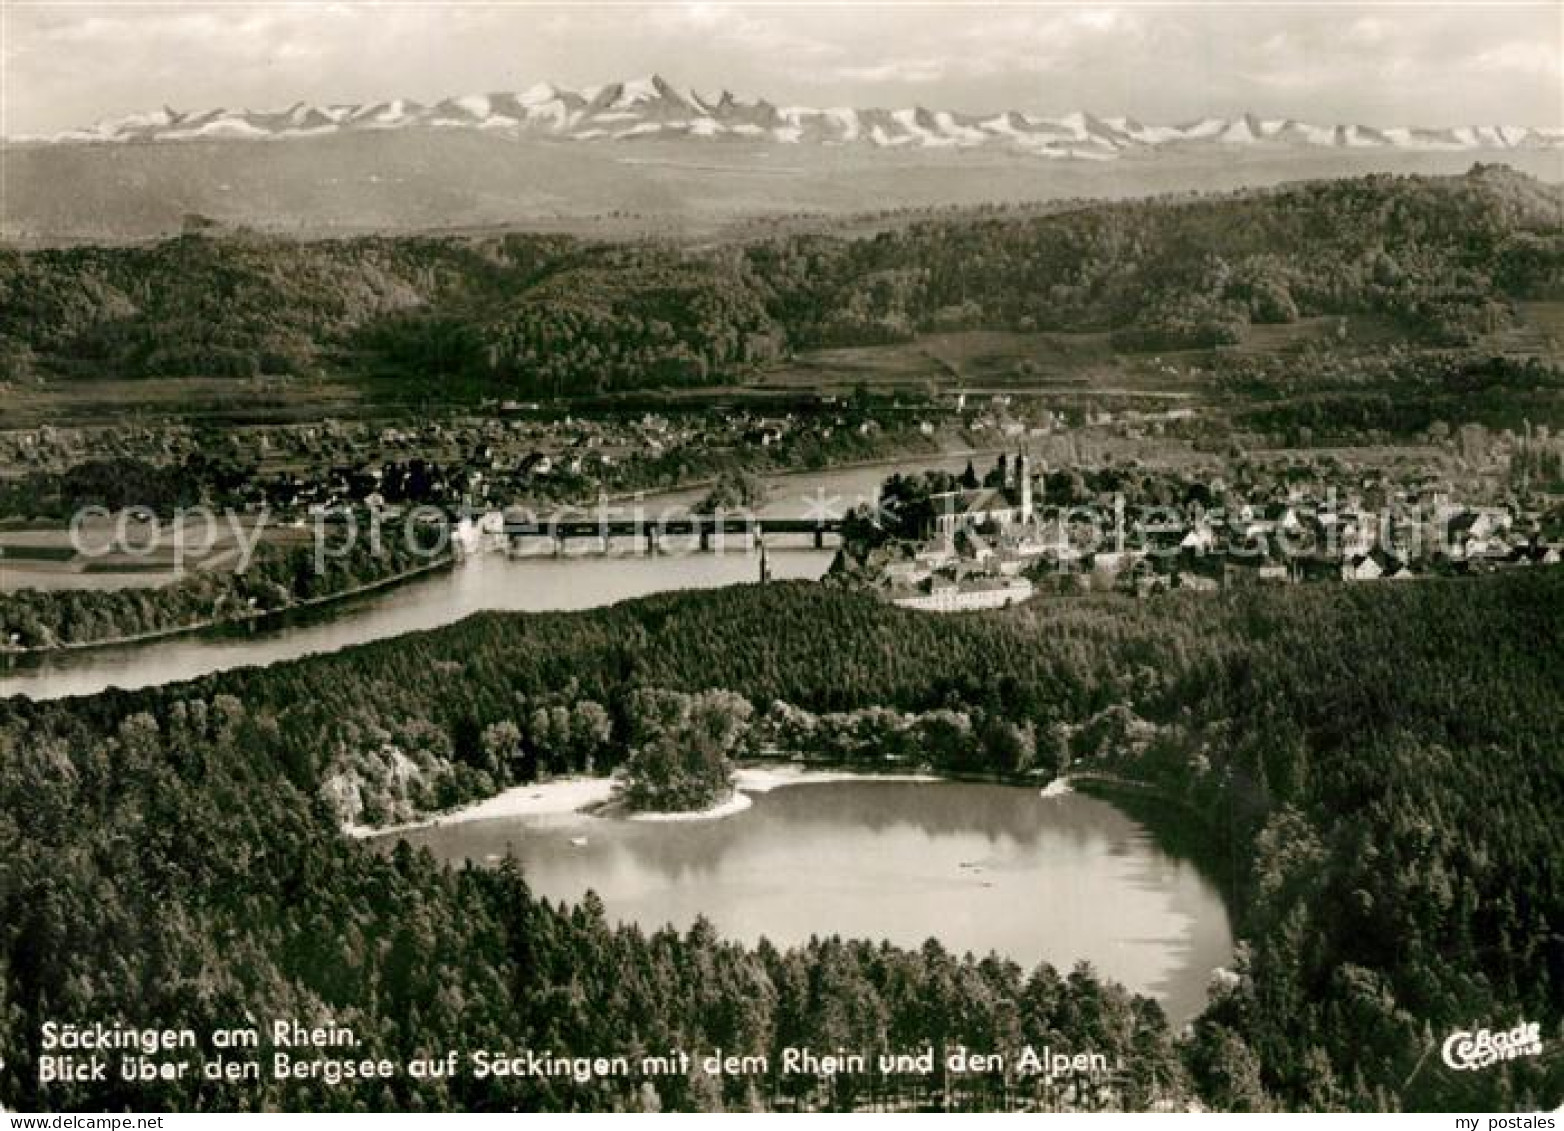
(1, 570, 1561, 1110)
(2, 166, 1560, 396)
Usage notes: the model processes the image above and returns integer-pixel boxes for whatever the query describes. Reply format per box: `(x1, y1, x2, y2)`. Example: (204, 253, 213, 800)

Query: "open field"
(0, 373, 370, 430)
(1226, 312, 1415, 356)
(749, 331, 1195, 397)
(750, 316, 1424, 401)
(0, 512, 294, 592)
(1493, 300, 1564, 357)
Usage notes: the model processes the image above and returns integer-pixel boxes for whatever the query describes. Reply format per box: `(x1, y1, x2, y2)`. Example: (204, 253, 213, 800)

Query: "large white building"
(891, 576, 1034, 613)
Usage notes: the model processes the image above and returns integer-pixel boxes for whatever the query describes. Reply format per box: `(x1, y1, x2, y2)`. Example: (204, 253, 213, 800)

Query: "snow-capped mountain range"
(21, 75, 1564, 157)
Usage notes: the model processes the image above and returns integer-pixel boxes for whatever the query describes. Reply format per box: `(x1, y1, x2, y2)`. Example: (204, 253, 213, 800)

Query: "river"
(1, 449, 998, 701)
(0, 546, 834, 700)
(382, 778, 1234, 1028)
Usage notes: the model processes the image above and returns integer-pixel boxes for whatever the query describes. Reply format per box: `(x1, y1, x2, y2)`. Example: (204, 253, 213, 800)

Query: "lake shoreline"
(348, 763, 943, 840)
(357, 766, 1235, 1028)
(1068, 771, 1242, 912)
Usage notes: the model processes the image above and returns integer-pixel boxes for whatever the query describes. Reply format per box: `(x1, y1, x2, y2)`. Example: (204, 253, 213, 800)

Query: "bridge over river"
(503, 514, 845, 552)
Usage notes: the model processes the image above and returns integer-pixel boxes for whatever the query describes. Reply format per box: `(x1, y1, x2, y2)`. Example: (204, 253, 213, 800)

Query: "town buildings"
(877, 452, 1564, 610)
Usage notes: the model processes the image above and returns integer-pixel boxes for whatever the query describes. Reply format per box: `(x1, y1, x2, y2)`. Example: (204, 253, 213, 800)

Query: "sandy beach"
(1039, 775, 1075, 799)
(348, 763, 942, 839)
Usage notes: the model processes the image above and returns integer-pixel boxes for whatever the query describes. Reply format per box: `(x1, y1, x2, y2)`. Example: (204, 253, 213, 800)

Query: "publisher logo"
(1441, 1022, 1543, 1071)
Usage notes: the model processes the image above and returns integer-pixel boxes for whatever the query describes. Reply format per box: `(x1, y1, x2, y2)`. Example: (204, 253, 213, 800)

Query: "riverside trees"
(615, 689, 753, 813)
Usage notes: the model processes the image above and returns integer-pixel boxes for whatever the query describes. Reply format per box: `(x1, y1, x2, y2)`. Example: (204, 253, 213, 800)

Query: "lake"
(383, 779, 1234, 1027)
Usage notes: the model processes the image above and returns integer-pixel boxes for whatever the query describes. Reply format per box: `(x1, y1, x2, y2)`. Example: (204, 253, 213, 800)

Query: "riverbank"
(348, 763, 943, 839)
(3, 439, 1023, 699)
(0, 549, 836, 700)
(1, 555, 456, 658)
(1039, 775, 1074, 798)
(602, 440, 1002, 517)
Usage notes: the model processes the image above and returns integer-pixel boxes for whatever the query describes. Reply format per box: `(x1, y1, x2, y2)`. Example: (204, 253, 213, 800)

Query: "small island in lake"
(611, 688, 754, 815)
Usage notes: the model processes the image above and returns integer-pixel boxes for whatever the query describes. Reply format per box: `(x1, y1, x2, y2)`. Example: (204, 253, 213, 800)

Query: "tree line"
(3, 167, 1560, 395)
(1, 526, 447, 650)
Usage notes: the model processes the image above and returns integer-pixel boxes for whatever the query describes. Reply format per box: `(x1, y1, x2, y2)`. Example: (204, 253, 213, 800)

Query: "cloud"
(1468, 40, 1563, 80)
(832, 58, 951, 85)
(1197, 5, 1560, 123)
(1346, 16, 1391, 44)
(651, 4, 845, 62)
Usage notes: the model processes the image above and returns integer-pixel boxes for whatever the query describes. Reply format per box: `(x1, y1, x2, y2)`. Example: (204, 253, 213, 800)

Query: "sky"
(4, 1, 1562, 136)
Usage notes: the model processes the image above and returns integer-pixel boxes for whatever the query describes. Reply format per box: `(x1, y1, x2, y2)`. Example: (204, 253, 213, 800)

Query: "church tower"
(1017, 451, 1033, 524)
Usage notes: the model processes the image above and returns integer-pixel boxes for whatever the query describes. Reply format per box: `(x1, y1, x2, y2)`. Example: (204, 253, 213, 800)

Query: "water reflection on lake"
(386, 780, 1234, 1027)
